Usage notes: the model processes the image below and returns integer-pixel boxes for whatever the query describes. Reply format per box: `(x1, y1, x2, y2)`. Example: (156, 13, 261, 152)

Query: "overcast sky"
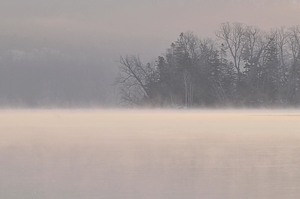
(2, 0, 300, 59)
(1, 0, 300, 102)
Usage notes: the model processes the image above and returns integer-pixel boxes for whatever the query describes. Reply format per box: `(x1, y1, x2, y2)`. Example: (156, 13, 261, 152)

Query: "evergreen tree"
(260, 38, 280, 105)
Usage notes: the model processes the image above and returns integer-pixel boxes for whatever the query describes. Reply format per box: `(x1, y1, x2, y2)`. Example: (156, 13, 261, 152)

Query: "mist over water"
(1, 109, 300, 199)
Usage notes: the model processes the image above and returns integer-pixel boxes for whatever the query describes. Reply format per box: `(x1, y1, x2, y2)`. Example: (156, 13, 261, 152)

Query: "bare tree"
(286, 26, 300, 104)
(288, 26, 300, 62)
(215, 22, 247, 82)
(276, 27, 289, 71)
(115, 55, 152, 106)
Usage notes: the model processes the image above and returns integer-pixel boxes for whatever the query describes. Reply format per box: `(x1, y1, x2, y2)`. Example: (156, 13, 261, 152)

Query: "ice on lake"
(1, 109, 300, 199)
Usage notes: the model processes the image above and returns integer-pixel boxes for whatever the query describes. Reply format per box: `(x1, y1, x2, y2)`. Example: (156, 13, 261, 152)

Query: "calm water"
(1, 109, 300, 199)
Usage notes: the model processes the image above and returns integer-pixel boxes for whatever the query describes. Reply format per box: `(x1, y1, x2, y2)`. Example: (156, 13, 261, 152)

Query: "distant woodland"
(0, 48, 111, 107)
(116, 23, 300, 107)
(1, 22, 300, 108)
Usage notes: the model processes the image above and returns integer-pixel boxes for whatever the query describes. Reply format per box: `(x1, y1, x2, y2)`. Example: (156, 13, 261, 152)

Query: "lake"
(1, 109, 300, 199)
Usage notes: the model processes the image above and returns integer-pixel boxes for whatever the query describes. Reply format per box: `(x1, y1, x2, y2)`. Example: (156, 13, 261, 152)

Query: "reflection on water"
(0, 109, 300, 199)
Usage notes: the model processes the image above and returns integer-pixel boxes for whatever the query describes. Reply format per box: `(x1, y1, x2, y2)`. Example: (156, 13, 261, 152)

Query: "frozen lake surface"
(1, 109, 300, 199)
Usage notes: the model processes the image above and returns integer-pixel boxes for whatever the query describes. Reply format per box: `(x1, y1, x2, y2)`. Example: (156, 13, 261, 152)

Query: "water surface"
(1, 109, 300, 199)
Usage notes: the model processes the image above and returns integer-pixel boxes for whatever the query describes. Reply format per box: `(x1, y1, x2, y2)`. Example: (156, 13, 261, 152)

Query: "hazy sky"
(1, 0, 300, 101)
(2, 0, 300, 54)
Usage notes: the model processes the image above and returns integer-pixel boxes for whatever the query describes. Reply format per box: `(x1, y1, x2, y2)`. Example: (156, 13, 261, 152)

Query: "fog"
(1, 1, 300, 198)
(1, 0, 300, 107)
(1, 110, 300, 199)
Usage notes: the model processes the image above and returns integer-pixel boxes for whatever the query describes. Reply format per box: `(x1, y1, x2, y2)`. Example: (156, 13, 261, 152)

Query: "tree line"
(116, 22, 300, 107)
(0, 49, 112, 107)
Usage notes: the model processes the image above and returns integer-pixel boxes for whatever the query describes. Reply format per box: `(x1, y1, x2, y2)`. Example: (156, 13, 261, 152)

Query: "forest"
(116, 22, 300, 107)
(0, 48, 112, 107)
